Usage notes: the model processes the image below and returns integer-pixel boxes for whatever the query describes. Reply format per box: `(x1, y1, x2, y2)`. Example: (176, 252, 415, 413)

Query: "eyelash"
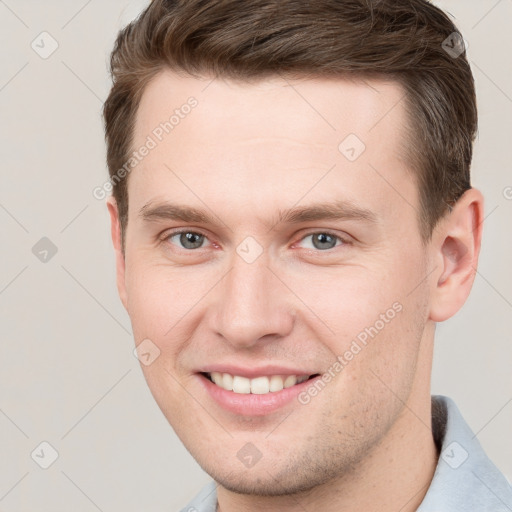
(160, 229, 349, 252)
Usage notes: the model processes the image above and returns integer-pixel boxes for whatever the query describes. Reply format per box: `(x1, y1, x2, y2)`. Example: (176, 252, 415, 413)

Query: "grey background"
(0, 1, 511, 510)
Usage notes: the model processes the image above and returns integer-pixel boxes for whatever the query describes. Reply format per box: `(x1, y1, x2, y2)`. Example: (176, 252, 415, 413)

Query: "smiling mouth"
(201, 372, 320, 395)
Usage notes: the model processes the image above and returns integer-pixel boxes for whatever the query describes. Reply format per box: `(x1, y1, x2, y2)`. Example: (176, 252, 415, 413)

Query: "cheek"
(285, 264, 394, 342)
(124, 257, 212, 343)
(287, 258, 428, 381)
(334, 277, 429, 405)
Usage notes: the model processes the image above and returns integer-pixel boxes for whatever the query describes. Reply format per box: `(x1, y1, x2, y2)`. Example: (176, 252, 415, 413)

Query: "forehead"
(129, 70, 418, 235)
(135, 71, 408, 148)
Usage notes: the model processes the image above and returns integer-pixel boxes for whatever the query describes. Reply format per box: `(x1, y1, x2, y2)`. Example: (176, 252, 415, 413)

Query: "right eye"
(165, 230, 211, 250)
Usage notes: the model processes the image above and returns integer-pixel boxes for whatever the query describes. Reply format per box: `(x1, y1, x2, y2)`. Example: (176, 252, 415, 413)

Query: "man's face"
(114, 71, 436, 494)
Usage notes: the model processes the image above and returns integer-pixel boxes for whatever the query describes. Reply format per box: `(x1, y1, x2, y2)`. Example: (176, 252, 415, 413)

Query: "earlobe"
(429, 188, 484, 322)
(106, 197, 129, 311)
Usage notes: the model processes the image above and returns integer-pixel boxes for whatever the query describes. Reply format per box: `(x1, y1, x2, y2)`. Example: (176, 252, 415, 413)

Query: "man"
(102, 0, 512, 510)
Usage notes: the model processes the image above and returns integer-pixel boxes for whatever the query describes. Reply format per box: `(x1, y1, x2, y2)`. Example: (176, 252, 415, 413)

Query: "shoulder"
(180, 480, 217, 512)
(418, 395, 512, 511)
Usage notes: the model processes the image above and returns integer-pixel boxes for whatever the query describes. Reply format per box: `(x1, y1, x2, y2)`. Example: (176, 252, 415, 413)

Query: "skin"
(107, 70, 484, 511)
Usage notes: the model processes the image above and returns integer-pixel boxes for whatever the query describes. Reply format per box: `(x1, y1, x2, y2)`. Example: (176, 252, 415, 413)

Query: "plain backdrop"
(1, 1, 511, 510)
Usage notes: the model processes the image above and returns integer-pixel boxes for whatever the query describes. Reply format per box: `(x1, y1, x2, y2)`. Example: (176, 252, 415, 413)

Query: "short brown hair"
(103, 0, 476, 245)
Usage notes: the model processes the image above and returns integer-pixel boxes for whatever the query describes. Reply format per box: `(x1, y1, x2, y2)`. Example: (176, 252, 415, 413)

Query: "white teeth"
(207, 372, 311, 394)
(222, 373, 234, 391)
(269, 375, 284, 392)
(250, 376, 270, 394)
(211, 372, 223, 386)
(283, 375, 297, 388)
(232, 376, 251, 394)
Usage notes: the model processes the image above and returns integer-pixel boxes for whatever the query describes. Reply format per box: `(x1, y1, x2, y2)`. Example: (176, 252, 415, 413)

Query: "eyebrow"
(138, 199, 378, 229)
(275, 201, 378, 226)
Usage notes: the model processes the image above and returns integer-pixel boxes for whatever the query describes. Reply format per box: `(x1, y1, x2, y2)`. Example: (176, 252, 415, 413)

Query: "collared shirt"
(180, 395, 512, 511)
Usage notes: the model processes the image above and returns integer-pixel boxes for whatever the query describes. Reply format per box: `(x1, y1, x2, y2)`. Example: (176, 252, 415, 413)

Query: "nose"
(211, 255, 295, 349)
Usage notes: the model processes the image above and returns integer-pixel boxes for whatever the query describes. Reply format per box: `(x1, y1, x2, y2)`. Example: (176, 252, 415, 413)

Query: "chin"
(199, 455, 344, 498)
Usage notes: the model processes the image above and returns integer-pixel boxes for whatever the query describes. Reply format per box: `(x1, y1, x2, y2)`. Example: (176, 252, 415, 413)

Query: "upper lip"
(197, 364, 319, 379)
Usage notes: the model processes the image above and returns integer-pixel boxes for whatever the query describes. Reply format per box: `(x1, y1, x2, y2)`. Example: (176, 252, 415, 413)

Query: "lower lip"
(197, 374, 321, 416)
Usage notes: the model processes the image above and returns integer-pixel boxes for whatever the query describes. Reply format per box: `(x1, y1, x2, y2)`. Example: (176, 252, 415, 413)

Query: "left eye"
(168, 231, 209, 250)
(298, 232, 342, 251)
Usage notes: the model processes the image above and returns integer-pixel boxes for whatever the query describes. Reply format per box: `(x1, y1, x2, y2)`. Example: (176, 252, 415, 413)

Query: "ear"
(429, 188, 484, 322)
(107, 196, 128, 311)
